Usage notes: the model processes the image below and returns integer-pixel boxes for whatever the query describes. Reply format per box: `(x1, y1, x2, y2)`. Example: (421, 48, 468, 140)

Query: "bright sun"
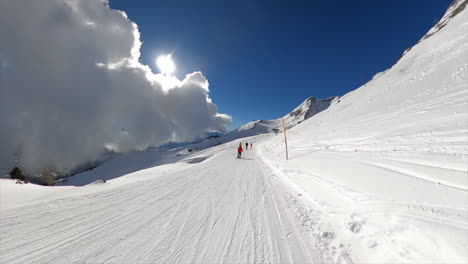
(156, 54, 175, 74)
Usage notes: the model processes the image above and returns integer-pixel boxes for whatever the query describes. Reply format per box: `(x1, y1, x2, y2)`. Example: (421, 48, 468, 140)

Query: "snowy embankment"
(0, 1, 467, 264)
(256, 1, 468, 262)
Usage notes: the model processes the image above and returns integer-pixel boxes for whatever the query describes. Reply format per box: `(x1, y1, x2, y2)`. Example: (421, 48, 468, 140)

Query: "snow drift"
(0, 0, 231, 177)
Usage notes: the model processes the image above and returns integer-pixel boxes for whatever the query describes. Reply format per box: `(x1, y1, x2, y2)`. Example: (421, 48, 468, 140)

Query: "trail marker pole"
(281, 117, 288, 160)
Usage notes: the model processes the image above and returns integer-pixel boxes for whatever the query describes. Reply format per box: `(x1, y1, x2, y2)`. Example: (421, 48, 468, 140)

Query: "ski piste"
(1, 0, 467, 263)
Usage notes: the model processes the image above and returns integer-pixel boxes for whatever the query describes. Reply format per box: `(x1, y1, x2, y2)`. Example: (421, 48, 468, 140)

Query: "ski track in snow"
(0, 148, 337, 264)
(1, 1, 468, 264)
(257, 138, 468, 263)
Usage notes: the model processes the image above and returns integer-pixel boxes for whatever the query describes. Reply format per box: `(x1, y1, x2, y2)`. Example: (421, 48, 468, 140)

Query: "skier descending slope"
(246, 142, 249, 150)
(237, 143, 243, 158)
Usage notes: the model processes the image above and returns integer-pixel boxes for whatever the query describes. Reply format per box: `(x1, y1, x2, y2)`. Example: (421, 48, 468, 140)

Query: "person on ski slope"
(246, 142, 249, 150)
(237, 143, 243, 158)
(250, 143, 253, 148)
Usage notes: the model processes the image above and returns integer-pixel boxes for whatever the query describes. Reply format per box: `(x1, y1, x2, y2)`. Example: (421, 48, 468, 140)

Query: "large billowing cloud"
(0, 0, 231, 175)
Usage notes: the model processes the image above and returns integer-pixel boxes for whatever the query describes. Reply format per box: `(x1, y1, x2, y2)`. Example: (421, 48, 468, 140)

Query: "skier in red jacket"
(237, 143, 243, 158)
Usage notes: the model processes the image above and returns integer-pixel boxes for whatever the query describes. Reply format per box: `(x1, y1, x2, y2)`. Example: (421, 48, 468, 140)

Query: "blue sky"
(109, 0, 452, 130)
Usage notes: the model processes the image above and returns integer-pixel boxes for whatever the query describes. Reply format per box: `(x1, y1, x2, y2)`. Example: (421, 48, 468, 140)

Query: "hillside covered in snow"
(1, 0, 467, 264)
(254, 0, 468, 261)
(219, 96, 339, 143)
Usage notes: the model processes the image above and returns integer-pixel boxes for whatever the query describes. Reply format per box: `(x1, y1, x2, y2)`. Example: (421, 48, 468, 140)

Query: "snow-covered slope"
(282, 96, 339, 129)
(219, 96, 338, 143)
(0, 1, 466, 264)
(60, 96, 339, 184)
(422, 0, 467, 41)
(257, 1, 468, 262)
(282, 2, 467, 160)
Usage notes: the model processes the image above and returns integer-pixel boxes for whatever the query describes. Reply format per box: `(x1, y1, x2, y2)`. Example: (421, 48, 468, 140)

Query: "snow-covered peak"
(281, 96, 339, 129)
(219, 96, 339, 142)
(396, 0, 467, 61)
(238, 120, 262, 131)
(285, 0, 468, 155)
(185, 96, 339, 150)
(423, 0, 467, 41)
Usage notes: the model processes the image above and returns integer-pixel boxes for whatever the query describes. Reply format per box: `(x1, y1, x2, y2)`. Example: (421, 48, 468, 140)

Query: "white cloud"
(0, 0, 231, 175)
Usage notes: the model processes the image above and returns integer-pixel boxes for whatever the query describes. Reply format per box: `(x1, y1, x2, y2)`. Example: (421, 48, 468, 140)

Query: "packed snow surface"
(1, 1, 468, 263)
(1, 145, 332, 263)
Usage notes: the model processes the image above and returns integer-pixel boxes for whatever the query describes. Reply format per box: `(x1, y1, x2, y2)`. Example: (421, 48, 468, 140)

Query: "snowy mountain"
(1, 1, 467, 264)
(282, 96, 339, 129)
(220, 96, 339, 142)
(422, 0, 467, 41)
(256, 0, 468, 262)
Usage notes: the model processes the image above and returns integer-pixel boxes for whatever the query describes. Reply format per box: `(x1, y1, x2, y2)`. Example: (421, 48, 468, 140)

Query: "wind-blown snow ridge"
(396, 0, 467, 64)
(423, 0, 467, 40)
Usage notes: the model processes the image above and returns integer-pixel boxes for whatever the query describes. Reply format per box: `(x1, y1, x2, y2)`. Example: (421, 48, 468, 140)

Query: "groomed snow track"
(0, 148, 329, 264)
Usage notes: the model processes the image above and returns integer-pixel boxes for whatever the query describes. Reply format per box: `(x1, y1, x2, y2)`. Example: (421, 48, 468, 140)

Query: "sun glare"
(156, 54, 175, 74)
